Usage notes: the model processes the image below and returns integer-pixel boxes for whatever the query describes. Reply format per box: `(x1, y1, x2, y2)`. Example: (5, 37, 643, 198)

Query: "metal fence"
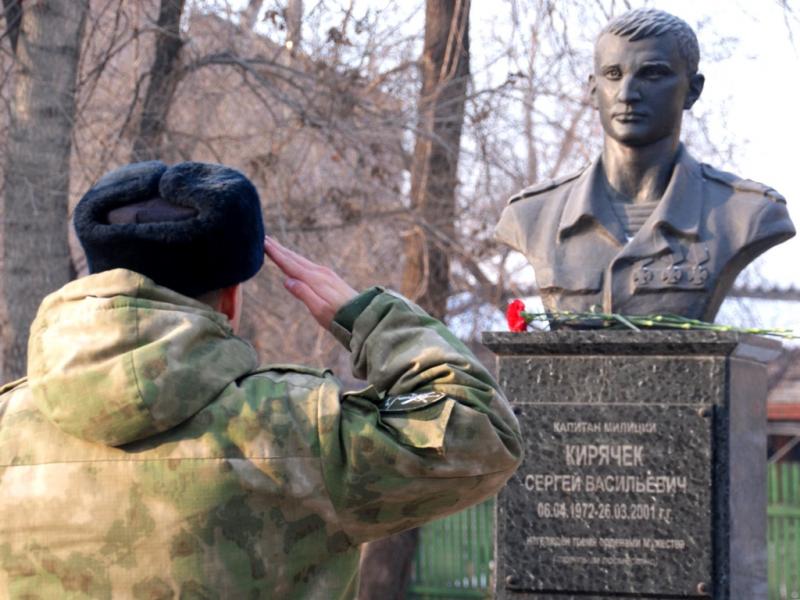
(407, 464, 800, 600)
(769, 462, 800, 600)
(408, 498, 494, 599)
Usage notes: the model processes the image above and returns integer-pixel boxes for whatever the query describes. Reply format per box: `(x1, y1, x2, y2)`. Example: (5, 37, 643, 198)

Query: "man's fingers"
(265, 236, 322, 276)
(265, 236, 358, 328)
(268, 237, 321, 271)
(265, 237, 349, 296)
(265, 237, 327, 286)
(284, 277, 333, 328)
(264, 237, 303, 278)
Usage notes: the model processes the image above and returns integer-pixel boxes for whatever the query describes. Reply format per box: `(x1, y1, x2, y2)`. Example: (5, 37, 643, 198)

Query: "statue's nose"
(617, 75, 642, 103)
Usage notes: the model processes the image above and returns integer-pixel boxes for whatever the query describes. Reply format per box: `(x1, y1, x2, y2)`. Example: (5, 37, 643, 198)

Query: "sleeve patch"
(378, 391, 447, 413)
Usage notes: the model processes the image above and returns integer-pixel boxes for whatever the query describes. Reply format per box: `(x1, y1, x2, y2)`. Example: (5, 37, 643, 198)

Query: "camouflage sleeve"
(318, 289, 523, 544)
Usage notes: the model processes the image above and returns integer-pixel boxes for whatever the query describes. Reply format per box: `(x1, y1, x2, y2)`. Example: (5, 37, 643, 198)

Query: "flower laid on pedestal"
(505, 299, 528, 332)
(505, 299, 796, 339)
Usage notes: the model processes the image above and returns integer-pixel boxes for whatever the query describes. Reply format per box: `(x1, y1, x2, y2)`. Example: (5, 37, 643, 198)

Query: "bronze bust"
(495, 8, 795, 321)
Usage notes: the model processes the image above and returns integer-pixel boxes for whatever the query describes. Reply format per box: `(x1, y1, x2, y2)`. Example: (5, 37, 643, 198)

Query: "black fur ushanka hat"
(74, 161, 265, 297)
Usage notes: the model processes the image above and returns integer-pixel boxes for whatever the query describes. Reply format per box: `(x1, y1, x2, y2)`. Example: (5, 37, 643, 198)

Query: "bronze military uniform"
(495, 146, 795, 320)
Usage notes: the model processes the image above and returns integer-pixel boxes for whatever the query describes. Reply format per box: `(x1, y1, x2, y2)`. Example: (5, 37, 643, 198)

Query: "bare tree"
(1, 0, 88, 381)
(1, 0, 21, 52)
(359, 2, 471, 597)
(131, 0, 186, 161)
(285, 0, 302, 51)
(400, 0, 470, 321)
(240, 0, 264, 31)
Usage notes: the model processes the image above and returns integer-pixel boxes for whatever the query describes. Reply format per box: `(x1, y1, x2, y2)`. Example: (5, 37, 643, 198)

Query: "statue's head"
(600, 8, 700, 76)
(590, 8, 705, 148)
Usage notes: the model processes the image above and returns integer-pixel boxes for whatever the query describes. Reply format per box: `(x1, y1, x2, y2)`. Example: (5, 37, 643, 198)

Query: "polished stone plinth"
(482, 330, 781, 600)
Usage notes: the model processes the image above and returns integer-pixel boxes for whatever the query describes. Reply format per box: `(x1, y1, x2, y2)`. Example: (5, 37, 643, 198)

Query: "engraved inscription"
(564, 444, 644, 466)
(498, 403, 712, 596)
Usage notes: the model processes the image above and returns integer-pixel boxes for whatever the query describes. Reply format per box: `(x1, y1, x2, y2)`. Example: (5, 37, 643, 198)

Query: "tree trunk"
(400, 0, 470, 321)
(0, 1, 88, 382)
(131, 0, 186, 162)
(359, 1, 470, 597)
(1, 0, 21, 52)
(285, 0, 303, 51)
(524, 24, 539, 184)
(240, 0, 264, 31)
(357, 528, 419, 600)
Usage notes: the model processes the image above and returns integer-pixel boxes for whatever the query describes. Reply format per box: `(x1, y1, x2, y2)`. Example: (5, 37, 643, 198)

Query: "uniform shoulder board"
(508, 167, 586, 204)
(0, 377, 27, 396)
(701, 164, 786, 204)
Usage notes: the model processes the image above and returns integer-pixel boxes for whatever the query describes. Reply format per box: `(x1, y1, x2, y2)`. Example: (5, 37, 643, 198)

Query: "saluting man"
(495, 8, 795, 321)
(0, 161, 522, 598)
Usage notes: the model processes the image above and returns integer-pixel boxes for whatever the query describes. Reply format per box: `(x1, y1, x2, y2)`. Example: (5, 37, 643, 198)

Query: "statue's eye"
(640, 65, 672, 80)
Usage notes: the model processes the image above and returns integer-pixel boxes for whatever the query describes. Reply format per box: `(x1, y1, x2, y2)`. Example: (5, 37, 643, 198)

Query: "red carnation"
(506, 299, 528, 332)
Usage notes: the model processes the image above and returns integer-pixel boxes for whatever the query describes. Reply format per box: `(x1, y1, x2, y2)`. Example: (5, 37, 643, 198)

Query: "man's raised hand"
(264, 236, 357, 330)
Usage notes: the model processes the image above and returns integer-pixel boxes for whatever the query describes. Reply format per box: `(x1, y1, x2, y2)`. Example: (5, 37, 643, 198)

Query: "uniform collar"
(558, 145, 704, 243)
(648, 146, 704, 240)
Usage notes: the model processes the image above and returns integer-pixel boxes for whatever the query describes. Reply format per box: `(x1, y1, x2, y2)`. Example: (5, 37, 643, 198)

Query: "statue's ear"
(588, 74, 598, 109)
(684, 73, 705, 110)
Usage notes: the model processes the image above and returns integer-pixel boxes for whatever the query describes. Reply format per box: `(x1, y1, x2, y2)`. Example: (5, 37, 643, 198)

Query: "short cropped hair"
(599, 8, 700, 76)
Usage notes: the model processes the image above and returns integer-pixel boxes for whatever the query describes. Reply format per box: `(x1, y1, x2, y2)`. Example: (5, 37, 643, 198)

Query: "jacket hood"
(27, 269, 258, 446)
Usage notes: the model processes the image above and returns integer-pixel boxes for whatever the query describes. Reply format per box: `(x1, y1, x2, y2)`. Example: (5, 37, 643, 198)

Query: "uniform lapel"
(554, 147, 707, 313)
(614, 146, 704, 264)
(605, 146, 706, 312)
(557, 157, 627, 246)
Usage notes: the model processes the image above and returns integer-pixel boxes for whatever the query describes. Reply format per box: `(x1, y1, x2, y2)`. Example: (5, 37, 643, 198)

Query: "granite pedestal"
(482, 330, 781, 600)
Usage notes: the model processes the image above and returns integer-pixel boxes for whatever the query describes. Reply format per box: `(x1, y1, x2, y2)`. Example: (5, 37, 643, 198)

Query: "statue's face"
(591, 32, 701, 147)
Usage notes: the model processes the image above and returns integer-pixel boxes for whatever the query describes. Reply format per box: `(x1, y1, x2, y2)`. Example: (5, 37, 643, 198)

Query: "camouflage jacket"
(0, 269, 522, 599)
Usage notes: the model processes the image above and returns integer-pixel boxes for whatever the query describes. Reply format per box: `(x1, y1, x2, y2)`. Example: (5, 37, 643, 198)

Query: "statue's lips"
(613, 112, 648, 123)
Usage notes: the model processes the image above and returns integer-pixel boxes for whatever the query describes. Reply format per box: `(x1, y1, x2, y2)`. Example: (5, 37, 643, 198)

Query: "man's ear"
(588, 74, 598, 109)
(218, 283, 242, 328)
(684, 73, 705, 110)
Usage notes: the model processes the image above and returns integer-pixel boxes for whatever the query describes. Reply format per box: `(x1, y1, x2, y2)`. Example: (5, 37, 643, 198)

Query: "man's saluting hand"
(264, 235, 357, 329)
